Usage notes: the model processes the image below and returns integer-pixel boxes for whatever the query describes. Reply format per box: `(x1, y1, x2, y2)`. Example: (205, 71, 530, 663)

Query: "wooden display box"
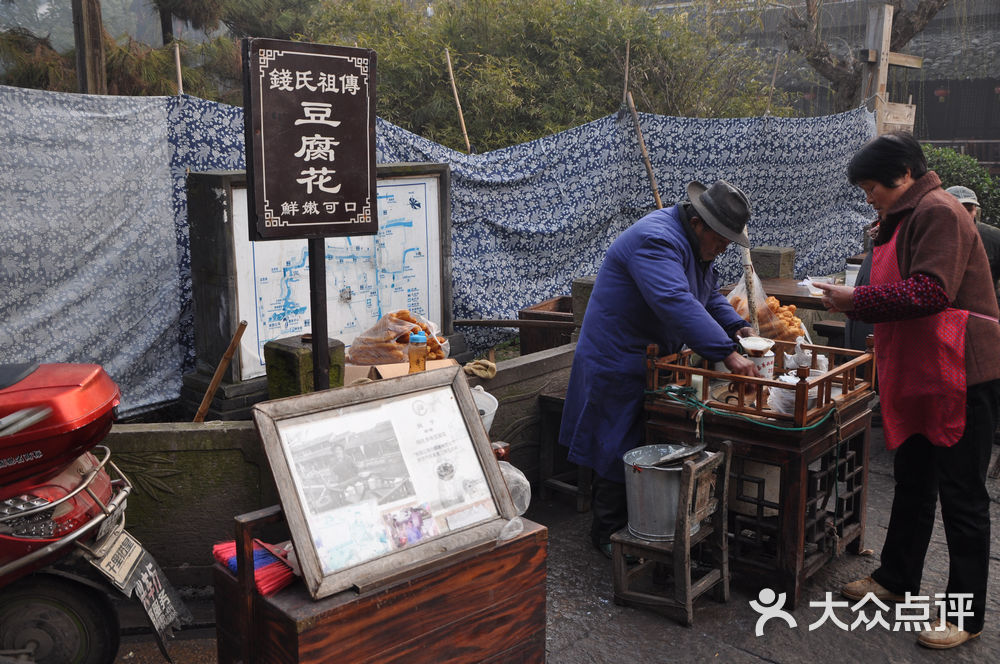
(645, 340, 875, 428)
(518, 295, 574, 355)
(214, 506, 548, 664)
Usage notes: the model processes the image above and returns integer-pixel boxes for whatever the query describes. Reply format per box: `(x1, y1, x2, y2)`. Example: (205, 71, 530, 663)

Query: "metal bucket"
(623, 443, 707, 541)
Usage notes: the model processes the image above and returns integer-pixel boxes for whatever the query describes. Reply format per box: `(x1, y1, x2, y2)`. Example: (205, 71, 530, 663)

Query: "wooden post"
(862, 4, 920, 135)
(71, 0, 107, 95)
(626, 91, 663, 210)
(193, 320, 247, 422)
(308, 237, 330, 391)
(174, 42, 184, 95)
(862, 4, 892, 116)
(741, 247, 758, 333)
(764, 52, 782, 116)
(445, 48, 472, 153)
(621, 40, 630, 108)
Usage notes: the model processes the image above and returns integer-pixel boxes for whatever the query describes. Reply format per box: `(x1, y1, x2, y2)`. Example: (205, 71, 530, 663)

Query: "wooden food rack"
(643, 340, 876, 608)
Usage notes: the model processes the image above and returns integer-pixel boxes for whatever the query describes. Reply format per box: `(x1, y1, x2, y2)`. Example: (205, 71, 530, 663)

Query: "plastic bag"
(496, 460, 530, 542)
(727, 274, 807, 342)
(498, 460, 531, 516)
(783, 336, 827, 371)
(346, 310, 450, 365)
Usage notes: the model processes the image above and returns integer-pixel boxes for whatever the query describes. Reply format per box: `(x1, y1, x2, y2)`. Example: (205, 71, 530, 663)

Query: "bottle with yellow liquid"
(408, 331, 427, 373)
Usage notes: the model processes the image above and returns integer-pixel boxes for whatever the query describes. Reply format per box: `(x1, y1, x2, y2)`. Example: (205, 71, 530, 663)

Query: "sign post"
(242, 38, 377, 389)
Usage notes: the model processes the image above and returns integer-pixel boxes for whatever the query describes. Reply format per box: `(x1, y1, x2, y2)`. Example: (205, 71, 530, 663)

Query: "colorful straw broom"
(212, 539, 297, 596)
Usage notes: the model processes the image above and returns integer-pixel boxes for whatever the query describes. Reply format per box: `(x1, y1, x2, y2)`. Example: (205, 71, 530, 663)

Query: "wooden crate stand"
(645, 339, 875, 428)
(643, 344, 874, 608)
(214, 506, 548, 664)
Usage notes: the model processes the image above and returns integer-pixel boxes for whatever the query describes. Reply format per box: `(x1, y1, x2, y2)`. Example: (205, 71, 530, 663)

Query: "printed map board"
(232, 164, 452, 380)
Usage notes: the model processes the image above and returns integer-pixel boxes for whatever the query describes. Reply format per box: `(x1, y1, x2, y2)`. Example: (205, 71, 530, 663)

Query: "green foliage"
(2, 0, 790, 151)
(222, 0, 320, 40)
(0, 26, 224, 101)
(190, 37, 243, 105)
(924, 144, 1000, 225)
(309, 0, 791, 152)
(0, 27, 76, 91)
(104, 36, 213, 97)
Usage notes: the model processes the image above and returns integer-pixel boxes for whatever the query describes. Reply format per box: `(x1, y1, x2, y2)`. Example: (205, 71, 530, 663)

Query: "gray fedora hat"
(687, 179, 751, 248)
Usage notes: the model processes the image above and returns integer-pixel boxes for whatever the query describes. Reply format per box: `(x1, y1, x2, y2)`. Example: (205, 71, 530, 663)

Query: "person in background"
(848, 185, 1000, 348)
(815, 132, 1000, 649)
(947, 185, 1000, 308)
(560, 179, 759, 559)
(844, 237, 874, 353)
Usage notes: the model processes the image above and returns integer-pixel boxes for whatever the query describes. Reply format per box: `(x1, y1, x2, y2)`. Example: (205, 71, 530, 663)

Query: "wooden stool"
(611, 442, 731, 626)
(538, 393, 592, 511)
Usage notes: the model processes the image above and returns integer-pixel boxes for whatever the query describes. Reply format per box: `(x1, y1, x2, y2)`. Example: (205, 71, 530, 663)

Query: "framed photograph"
(252, 366, 516, 599)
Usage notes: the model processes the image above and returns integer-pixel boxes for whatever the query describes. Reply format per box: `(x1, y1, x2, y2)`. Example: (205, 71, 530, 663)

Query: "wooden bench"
(813, 319, 845, 348)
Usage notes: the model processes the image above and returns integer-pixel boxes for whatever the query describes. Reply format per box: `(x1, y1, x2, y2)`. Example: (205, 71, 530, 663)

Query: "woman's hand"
(724, 350, 760, 377)
(814, 281, 855, 313)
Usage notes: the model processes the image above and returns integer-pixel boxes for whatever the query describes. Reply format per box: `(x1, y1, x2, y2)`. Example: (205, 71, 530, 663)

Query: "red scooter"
(0, 363, 189, 664)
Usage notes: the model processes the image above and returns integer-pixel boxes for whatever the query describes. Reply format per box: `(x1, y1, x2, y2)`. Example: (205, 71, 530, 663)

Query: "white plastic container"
(470, 386, 498, 433)
(845, 264, 860, 287)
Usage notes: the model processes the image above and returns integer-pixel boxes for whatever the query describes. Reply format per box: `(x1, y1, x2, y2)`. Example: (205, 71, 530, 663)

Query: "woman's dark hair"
(847, 131, 928, 186)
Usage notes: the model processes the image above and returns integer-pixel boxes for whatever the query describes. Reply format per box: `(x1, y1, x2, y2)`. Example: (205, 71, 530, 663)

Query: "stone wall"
(105, 345, 575, 587)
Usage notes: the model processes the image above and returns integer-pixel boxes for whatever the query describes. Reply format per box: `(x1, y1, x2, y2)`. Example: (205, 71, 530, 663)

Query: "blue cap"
(409, 331, 427, 343)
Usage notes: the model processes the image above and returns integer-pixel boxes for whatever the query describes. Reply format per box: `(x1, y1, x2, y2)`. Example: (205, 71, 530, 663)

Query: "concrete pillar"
(264, 334, 345, 398)
(750, 246, 795, 279)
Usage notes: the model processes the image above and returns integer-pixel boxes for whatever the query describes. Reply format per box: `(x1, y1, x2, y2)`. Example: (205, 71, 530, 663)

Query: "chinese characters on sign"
(243, 38, 378, 241)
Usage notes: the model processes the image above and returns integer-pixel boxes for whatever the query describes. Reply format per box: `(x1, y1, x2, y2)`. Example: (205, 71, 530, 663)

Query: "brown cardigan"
(873, 171, 1000, 386)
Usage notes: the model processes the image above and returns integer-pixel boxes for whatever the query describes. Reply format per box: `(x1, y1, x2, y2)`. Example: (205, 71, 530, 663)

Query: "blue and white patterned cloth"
(0, 84, 875, 414)
(0, 86, 179, 415)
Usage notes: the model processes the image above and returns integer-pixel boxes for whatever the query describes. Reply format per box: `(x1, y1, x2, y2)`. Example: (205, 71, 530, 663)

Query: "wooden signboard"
(242, 38, 378, 241)
(252, 366, 518, 600)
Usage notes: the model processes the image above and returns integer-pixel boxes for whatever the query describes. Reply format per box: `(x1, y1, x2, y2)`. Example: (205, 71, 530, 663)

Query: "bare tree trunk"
(781, 0, 949, 112)
(71, 0, 106, 95)
(160, 10, 175, 46)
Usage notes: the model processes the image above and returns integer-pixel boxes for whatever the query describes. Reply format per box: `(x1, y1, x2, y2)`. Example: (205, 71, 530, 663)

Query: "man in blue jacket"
(560, 179, 758, 557)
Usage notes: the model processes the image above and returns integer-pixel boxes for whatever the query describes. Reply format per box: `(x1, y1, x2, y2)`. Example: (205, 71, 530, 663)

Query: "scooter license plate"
(96, 498, 127, 544)
(92, 530, 144, 590)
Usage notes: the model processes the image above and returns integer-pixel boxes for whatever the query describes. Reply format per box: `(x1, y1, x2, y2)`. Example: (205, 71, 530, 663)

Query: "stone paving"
(115, 426, 1000, 663)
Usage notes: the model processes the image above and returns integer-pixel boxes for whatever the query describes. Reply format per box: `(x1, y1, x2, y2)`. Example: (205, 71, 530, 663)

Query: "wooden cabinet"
(644, 395, 871, 609)
(214, 516, 548, 664)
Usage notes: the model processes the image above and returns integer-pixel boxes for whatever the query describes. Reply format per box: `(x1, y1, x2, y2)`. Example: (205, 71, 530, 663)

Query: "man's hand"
(724, 351, 760, 377)
(734, 326, 756, 340)
(813, 281, 855, 313)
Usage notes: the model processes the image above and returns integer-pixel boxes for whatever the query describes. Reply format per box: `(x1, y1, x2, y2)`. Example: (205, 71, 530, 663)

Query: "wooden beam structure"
(862, 4, 918, 135)
(72, 0, 107, 95)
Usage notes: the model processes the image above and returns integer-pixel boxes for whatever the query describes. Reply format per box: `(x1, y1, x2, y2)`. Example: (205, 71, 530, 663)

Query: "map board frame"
(252, 366, 517, 600)
(242, 38, 378, 241)
(227, 163, 452, 381)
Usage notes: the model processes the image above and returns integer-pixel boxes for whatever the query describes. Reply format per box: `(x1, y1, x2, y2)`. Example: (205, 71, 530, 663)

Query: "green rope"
(645, 384, 836, 431)
(648, 382, 849, 560)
